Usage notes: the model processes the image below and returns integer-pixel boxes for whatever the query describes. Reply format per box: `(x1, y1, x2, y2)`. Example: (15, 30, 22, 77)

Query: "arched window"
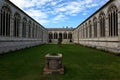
(54, 32, 58, 39)
(49, 32, 53, 39)
(14, 13, 21, 37)
(0, 6, 11, 36)
(89, 20, 92, 38)
(32, 23, 35, 38)
(35, 25, 38, 38)
(83, 25, 85, 39)
(108, 5, 118, 37)
(59, 33, 62, 39)
(93, 17, 97, 38)
(63, 32, 67, 39)
(68, 32, 72, 39)
(85, 23, 88, 38)
(28, 21, 31, 38)
(22, 18, 27, 38)
(99, 12, 105, 37)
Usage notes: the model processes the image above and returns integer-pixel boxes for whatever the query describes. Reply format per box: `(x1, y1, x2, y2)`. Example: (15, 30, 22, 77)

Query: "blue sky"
(10, 0, 109, 28)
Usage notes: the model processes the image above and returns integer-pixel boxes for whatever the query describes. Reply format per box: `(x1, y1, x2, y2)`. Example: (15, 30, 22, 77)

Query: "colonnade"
(49, 32, 72, 39)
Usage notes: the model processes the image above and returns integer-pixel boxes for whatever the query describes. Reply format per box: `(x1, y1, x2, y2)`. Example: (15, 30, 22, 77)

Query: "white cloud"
(53, 14, 68, 21)
(25, 8, 48, 19)
(10, 0, 109, 28)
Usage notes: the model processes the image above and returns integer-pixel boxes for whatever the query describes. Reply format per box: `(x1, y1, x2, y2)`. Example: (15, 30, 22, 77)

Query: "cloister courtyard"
(0, 44, 120, 80)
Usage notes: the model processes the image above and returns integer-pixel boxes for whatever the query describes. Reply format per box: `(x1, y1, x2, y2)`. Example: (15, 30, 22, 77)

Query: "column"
(4, 11, 6, 36)
(97, 18, 100, 46)
(19, 20, 22, 38)
(62, 32, 64, 39)
(88, 26, 90, 38)
(66, 32, 68, 39)
(118, 11, 120, 48)
(0, 11, 1, 35)
(30, 25, 32, 38)
(26, 23, 29, 38)
(91, 22, 94, 38)
(53, 32, 54, 39)
(58, 32, 59, 38)
(105, 15, 109, 47)
(10, 15, 14, 37)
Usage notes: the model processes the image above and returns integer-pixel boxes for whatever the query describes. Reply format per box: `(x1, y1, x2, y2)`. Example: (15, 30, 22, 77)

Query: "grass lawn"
(0, 44, 120, 80)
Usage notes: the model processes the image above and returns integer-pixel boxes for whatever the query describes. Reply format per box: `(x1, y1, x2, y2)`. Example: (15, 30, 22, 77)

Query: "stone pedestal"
(43, 54, 64, 74)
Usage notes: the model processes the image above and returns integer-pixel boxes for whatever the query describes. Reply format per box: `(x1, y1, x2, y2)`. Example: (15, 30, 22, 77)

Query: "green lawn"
(0, 44, 120, 80)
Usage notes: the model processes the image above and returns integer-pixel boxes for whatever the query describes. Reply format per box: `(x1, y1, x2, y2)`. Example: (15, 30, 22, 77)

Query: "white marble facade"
(73, 0, 120, 54)
(0, 0, 48, 54)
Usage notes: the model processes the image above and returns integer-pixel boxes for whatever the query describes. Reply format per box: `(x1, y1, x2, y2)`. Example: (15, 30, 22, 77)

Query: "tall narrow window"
(32, 23, 35, 38)
(89, 21, 92, 38)
(49, 32, 53, 39)
(1, 6, 11, 36)
(54, 32, 58, 39)
(108, 5, 118, 37)
(93, 17, 97, 38)
(99, 12, 105, 37)
(14, 13, 21, 37)
(85, 23, 88, 38)
(68, 33, 72, 39)
(0, 10, 3, 35)
(59, 33, 62, 39)
(82, 25, 85, 39)
(22, 18, 27, 38)
(28, 21, 31, 38)
(35, 25, 37, 38)
(63, 32, 67, 39)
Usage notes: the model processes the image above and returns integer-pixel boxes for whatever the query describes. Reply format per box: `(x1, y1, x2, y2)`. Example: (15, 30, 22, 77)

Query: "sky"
(10, 0, 109, 28)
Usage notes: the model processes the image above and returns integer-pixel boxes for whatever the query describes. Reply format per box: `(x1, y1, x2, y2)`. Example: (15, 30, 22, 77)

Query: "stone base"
(43, 67, 64, 75)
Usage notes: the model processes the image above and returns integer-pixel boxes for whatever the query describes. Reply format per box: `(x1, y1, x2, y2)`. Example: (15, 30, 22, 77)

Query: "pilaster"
(91, 23, 94, 38)
(105, 15, 109, 47)
(0, 11, 1, 35)
(105, 16, 109, 37)
(30, 25, 32, 38)
(97, 20, 100, 46)
(19, 20, 22, 38)
(10, 15, 14, 37)
(118, 11, 120, 48)
(26, 23, 29, 38)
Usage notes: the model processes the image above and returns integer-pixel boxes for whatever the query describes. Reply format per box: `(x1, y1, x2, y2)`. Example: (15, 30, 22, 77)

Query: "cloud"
(53, 14, 68, 21)
(10, 0, 109, 28)
(25, 8, 48, 19)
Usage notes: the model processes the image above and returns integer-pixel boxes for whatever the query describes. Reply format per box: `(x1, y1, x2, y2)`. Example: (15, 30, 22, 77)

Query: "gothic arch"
(28, 20, 31, 38)
(68, 32, 72, 39)
(89, 20, 92, 38)
(108, 4, 118, 37)
(32, 23, 35, 38)
(1, 4, 12, 13)
(93, 17, 97, 38)
(22, 17, 27, 37)
(54, 32, 58, 39)
(85, 23, 88, 38)
(63, 32, 67, 39)
(49, 32, 53, 39)
(14, 12, 21, 37)
(99, 12, 106, 37)
(0, 6, 11, 36)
